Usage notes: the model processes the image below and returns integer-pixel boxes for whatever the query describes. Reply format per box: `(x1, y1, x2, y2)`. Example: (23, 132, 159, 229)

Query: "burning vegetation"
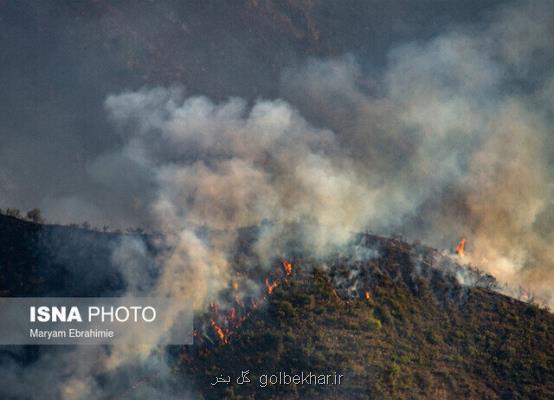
(456, 238, 466, 257)
(194, 232, 538, 355)
(204, 260, 297, 345)
(282, 260, 293, 276)
(179, 233, 554, 400)
(210, 320, 228, 345)
(265, 278, 279, 295)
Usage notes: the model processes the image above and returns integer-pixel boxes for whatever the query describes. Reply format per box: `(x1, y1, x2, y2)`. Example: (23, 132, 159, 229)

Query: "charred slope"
(182, 236, 554, 400)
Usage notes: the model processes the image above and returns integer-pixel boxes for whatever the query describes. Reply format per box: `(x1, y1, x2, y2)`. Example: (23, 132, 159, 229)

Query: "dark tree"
(26, 208, 44, 223)
(5, 208, 21, 218)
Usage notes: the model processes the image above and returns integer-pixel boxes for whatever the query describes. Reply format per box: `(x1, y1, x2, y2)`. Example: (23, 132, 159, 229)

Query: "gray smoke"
(96, 0, 554, 308)
(279, 2, 554, 306)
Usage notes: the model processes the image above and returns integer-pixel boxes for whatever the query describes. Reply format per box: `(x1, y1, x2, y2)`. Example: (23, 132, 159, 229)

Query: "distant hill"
(0, 213, 130, 296)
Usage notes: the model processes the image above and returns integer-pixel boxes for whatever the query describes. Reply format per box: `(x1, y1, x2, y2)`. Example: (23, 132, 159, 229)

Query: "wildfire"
(265, 277, 279, 295)
(203, 259, 295, 347)
(211, 320, 228, 344)
(282, 260, 293, 276)
(364, 291, 371, 301)
(455, 238, 466, 257)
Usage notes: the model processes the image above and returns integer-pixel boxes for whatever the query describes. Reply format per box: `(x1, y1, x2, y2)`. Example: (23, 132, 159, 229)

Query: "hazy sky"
(0, 0, 507, 227)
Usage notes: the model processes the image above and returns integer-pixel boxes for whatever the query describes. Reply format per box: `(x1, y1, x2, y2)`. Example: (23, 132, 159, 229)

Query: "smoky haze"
(1, 1, 554, 399)
(1, 0, 506, 227)
(94, 1, 554, 306)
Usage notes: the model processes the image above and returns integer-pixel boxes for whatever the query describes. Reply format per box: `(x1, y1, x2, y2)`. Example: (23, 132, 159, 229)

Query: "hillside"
(0, 214, 129, 297)
(182, 237, 554, 399)
(0, 215, 552, 399)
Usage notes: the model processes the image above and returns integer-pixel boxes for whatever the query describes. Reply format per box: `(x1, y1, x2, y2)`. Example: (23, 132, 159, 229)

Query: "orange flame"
(364, 291, 371, 301)
(282, 260, 293, 276)
(265, 277, 279, 295)
(455, 238, 466, 257)
(211, 320, 228, 344)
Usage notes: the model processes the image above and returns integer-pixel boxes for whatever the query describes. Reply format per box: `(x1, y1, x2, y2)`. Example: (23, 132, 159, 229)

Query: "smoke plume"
(98, 1, 554, 308)
(278, 2, 554, 306)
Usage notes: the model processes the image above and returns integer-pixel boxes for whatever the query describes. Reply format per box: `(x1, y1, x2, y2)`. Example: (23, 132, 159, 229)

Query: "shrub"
(374, 306, 392, 324)
(26, 208, 43, 223)
(425, 330, 441, 345)
(272, 300, 296, 320)
(389, 362, 401, 385)
(368, 315, 382, 330)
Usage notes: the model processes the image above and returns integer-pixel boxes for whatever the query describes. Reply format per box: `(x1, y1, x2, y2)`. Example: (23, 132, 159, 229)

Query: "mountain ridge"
(0, 213, 552, 399)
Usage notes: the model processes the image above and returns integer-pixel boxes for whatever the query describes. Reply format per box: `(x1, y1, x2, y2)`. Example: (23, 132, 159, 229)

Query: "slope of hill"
(0, 215, 552, 399)
(182, 236, 554, 399)
(0, 214, 130, 296)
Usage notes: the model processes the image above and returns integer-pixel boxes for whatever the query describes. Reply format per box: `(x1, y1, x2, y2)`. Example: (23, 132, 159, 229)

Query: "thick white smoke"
(101, 13, 554, 308)
(279, 3, 554, 306)
(103, 89, 382, 270)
